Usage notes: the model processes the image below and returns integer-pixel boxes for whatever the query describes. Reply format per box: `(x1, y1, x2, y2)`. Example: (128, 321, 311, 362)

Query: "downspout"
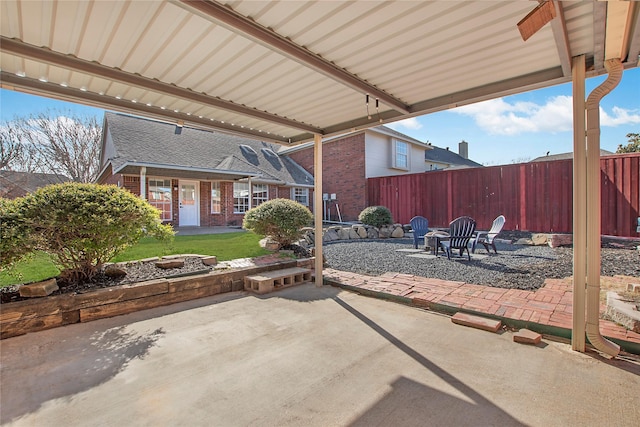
(584, 58, 622, 357)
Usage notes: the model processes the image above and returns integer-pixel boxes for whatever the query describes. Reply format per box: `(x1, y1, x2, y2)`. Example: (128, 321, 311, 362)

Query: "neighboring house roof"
(530, 150, 614, 162)
(99, 113, 314, 186)
(424, 146, 483, 169)
(0, 170, 71, 199)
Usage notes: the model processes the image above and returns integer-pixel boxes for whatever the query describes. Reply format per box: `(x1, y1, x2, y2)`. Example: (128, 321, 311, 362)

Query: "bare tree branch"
(0, 126, 24, 170)
(1, 110, 101, 182)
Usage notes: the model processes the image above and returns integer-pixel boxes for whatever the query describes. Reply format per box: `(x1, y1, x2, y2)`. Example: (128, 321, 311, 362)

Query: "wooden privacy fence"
(368, 153, 640, 237)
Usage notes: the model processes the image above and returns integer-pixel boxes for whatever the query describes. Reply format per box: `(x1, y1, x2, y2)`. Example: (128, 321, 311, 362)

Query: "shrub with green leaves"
(243, 198, 312, 247)
(0, 197, 37, 269)
(0, 183, 174, 283)
(358, 205, 393, 228)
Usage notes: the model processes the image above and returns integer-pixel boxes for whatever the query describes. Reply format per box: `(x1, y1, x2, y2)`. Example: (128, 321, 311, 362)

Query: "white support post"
(140, 166, 147, 200)
(313, 133, 323, 287)
(571, 55, 586, 352)
(248, 177, 252, 211)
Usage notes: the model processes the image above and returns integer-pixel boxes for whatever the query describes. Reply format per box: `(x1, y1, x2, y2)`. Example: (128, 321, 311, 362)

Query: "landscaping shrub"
(0, 197, 37, 269)
(0, 183, 174, 283)
(243, 198, 312, 247)
(358, 205, 393, 228)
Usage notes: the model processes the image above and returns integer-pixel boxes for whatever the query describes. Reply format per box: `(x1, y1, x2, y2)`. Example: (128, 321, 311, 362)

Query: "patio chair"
(409, 216, 429, 249)
(472, 215, 505, 254)
(440, 216, 476, 260)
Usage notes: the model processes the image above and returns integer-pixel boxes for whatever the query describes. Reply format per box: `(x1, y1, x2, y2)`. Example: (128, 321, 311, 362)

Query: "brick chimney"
(458, 140, 468, 159)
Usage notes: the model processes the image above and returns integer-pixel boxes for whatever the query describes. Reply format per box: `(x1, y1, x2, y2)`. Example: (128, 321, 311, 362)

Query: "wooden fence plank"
(368, 153, 639, 237)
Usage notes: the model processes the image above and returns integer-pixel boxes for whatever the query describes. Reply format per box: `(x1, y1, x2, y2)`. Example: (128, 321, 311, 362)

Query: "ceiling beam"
(177, 0, 412, 115)
(0, 36, 322, 135)
(0, 71, 297, 144)
(287, 66, 569, 144)
(550, 1, 572, 77)
(593, 1, 607, 71)
(627, 2, 640, 66)
(605, 1, 633, 61)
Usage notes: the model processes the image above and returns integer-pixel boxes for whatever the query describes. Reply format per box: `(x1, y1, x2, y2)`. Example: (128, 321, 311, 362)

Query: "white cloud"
(386, 117, 422, 131)
(454, 96, 639, 135)
(601, 106, 640, 126)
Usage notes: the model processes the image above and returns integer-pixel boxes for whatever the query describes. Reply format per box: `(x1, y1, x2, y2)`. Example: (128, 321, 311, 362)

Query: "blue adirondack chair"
(409, 216, 429, 249)
(472, 215, 506, 254)
(440, 216, 476, 260)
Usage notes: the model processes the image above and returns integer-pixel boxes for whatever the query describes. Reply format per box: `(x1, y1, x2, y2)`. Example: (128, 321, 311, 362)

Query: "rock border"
(1, 257, 313, 340)
(301, 224, 409, 245)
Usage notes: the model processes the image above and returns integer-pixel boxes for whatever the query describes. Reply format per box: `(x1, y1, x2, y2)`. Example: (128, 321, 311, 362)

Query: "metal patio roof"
(1, 1, 638, 145)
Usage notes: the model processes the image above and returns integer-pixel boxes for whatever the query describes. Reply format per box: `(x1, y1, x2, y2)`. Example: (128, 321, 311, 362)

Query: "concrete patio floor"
(1, 283, 639, 426)
(324, 269, 640, 353)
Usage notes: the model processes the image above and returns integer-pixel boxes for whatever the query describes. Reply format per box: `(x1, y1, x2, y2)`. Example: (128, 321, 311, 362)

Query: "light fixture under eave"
(517, 0, 556, 41)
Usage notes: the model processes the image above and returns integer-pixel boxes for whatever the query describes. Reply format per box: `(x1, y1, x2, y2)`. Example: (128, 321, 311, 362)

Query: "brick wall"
(122, 175, 140, 196)
(287, 133, 366, 221)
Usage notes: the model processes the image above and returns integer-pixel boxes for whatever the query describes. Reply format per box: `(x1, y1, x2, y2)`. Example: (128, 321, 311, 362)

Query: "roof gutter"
(584, 58, 622, 358)
(113, 161, 259, 178)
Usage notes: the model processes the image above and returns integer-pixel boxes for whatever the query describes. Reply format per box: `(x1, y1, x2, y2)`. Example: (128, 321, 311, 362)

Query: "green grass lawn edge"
(1, 232, 270, 287)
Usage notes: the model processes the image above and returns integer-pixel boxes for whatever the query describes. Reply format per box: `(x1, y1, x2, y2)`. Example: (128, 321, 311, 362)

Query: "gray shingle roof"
(424, 146, 483, 168)
(530, 149, 614, 162)
(0, 170, 71, 198)
(102, 113, 314, 186)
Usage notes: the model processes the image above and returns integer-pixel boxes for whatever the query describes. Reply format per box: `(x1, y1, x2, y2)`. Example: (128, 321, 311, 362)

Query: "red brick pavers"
(323, 268, 640, 346)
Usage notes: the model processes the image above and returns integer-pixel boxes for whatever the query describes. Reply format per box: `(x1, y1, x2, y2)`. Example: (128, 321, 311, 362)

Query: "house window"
(211, 181, 221, 214)
(252, 184, 268, 207)
(233, 182, 250, 213)
(292, 187, 309, 206)
(148, 178, 172, 221)
(394, 140, 409, 169)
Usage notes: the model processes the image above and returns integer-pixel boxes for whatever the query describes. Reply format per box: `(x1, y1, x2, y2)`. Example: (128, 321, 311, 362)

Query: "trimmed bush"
(358, 205, 393, 228)
(0, 197, 37, 269)
(243, 198, 312, 247)
(1, 183, 174, 283)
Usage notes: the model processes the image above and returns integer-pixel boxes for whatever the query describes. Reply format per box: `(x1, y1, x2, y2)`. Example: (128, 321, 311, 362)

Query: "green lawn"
(0, 232, 270, 287)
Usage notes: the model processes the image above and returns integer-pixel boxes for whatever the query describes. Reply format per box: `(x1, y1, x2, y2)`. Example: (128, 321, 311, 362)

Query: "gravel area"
(2, 234, 637, 303)
(323, 234, 640, 291)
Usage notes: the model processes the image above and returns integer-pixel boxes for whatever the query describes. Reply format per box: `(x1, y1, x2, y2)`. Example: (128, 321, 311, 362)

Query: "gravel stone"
(323, 237, 640, 291)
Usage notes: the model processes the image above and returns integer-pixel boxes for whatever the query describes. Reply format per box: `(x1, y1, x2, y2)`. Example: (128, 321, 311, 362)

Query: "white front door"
(179, 180, 199, 226)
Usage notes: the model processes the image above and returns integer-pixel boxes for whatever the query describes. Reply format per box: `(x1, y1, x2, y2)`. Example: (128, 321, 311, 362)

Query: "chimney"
(458, 140, 468, 159)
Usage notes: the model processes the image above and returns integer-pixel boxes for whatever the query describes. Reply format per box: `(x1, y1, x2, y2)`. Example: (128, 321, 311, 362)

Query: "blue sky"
(387, 67, 639, 165)
(1, 67, 638, 166)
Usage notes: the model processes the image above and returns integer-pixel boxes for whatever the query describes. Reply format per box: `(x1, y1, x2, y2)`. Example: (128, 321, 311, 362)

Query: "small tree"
(243, 198, 312, 247)
(358, 206, 393, 228)
(1, 183, 174, 283)
(616, 132, 640, 154)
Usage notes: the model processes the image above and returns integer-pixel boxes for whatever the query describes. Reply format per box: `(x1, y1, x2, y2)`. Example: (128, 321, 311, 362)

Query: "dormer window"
(240, 144, 257, 155)
(261, 148, 278, 157)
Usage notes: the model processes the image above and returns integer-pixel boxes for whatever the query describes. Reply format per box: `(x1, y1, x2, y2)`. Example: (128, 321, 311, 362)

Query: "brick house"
(284, 126, 473, 222)
(97, 113, 314, 227)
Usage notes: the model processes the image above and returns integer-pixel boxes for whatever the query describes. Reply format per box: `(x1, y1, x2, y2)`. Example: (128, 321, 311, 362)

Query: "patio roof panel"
(1, 0, 637, 144)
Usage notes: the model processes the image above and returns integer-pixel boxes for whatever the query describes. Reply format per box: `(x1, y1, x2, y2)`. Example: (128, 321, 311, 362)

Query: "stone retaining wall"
(1, 258, 313, 340)
(301, 223, 408, 245)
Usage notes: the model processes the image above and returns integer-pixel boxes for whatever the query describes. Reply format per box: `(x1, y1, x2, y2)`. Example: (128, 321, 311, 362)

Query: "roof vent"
(240, 144, 257, 155)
